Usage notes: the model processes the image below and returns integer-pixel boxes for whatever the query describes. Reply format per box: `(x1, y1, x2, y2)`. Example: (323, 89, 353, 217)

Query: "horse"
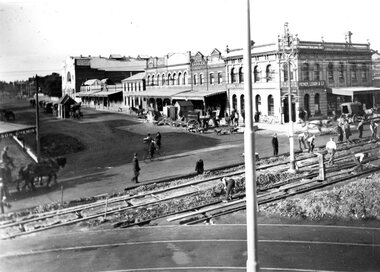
(17, 157, 67, 189)
(0, 110, 15, 121)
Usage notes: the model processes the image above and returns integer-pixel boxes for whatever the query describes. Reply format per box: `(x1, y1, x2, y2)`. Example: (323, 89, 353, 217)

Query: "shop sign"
(298, 80, 325, 88)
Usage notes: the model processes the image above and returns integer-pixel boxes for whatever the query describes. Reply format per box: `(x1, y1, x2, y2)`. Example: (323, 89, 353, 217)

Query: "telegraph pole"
(244, 0, 259, 271)
(35, 75, 40, 162)
(280, 23, 297, 173)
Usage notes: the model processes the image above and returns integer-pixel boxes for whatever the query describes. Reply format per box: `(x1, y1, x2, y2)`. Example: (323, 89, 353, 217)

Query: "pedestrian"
(343, 119, 352, 143)
(357, 119, 364, 139)
(370, 121, 378, 141)
(221, 177, 236, 202)
(351, 152, 367, 173)
(272, 133, 279, 156)
(195, 159, 204, 175)
(155, 132, 161, 154)
(131, 153, 140, 183)
(298, 131, 308, 151)
(337, 125, 344, 143)
(234, 110, 239, 126)
(1, 146, 15, 169)
(307, 134, 316, 153)
(326, 137, 337, 166)
(148, 140, 156, 159)
(230, 109, 236, 126)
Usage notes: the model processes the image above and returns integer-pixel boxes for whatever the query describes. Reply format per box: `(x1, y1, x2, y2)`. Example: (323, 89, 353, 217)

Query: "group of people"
(131, 132, 162, 184)
(297, 131, 316, 153)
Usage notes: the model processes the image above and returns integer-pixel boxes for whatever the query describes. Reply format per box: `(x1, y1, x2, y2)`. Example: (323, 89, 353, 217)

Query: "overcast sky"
(1, 0, 379, 82)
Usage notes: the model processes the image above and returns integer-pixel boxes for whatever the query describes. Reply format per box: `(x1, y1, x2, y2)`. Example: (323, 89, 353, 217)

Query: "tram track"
(1, 138, 379, 239)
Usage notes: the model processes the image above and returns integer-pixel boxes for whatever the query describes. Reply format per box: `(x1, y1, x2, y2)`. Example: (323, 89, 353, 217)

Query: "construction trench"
(1, 137, 380, 239)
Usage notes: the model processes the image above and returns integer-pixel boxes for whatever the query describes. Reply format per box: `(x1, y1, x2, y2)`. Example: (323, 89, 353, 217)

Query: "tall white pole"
(288, 58, 296, 172)
(244, 0, 259, 271)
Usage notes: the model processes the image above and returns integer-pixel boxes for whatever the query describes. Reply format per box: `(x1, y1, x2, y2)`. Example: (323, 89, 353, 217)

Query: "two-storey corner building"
(297, 40, 377, 118)
(61, 55, 147, 102)
(225, 43, 281, 123)
(225, 35, 379, 124)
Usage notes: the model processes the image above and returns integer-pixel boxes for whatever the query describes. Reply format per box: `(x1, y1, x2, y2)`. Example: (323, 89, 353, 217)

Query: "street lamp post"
(279, 23, 297, 173)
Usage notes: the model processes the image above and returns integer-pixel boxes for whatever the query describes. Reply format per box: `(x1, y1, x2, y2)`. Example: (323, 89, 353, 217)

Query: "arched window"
(199, 74, 203, 85)
(304, 94, 310, 116)
(240, 95, 245, 115)
(230, 68, 236, 83)
(328, 62, 334, 82)
(162, 74, 166, 85)
(178, 72, 182, 85)
(302, 63, 309, 81)
(254, 66, 260, 82)
(183, 72, 187, 85)
(351, 64, 357, 82)
(147, 75, 151, 86)
(314, 93, 321, 115)
(167, 73, 171, 85)
(314, 63, 320, 81)
(238, 67, 244, 83)
(156, 98, 163, 111)
(268, 95, 274, 116)
(255, 94, 261, 112)
(232, 94, 237, 110)
(172, 73, 177, 85)
(210, 73, 214, 84)
(67, 72, 71, 83)
(338, 62, 345, 81)
(193, 74, 197, 85)
(266, 65, 273, 82)
(218, 72, 223, 84)
(151, 75, 155, 86)
(156, 75, 160, 86)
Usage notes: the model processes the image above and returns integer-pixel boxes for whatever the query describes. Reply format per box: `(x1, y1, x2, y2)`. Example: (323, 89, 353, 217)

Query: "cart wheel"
(187, 120, 199, 131)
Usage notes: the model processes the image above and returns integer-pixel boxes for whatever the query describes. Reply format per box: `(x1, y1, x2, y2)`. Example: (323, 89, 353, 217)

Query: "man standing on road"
(131, 153, 140, 183)
(1, 146, 15, 169)
(155, 132, 161, 155)
(271, 133, 279, 156)
(357, 119, 364, 139)
(370, 121, 378, 141)
(221, 177, 236, 202)
(195, 159, 204, 175)
(326, 137, 337, 166)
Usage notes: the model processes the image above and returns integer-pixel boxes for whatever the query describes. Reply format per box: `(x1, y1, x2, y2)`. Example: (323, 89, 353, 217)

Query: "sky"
(1, 0, 380, 82)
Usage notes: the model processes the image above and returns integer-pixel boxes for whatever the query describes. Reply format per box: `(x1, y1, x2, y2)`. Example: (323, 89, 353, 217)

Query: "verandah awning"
(172, 90, 226, 100)
(91, 90, 122, 97)
(331, 87, 380, 96)
(127, 89, 190, 98)
(0, 122, 36, 139)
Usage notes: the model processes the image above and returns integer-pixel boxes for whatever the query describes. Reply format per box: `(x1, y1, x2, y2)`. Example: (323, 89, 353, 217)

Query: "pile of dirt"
(260, 174, 380, 221)
(40, 133, 85, 157)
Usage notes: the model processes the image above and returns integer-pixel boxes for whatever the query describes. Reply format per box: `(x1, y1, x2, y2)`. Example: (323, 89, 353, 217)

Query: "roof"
(58, 94, 76, 105)
(122, 72, 146, 81)
(331, 87, 380, 96)
(90, 90, 122, 97)
(172, 90, 226, 101)
(128, 89, 189, 98)
(0, 122, 36, 139)
(83, 79, 101, 86)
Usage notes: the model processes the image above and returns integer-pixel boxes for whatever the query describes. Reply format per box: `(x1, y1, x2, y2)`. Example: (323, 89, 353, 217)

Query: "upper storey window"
(328, 62, 334, 82)
(301, 63, 309, 81)
(313, 63, 320, 81)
